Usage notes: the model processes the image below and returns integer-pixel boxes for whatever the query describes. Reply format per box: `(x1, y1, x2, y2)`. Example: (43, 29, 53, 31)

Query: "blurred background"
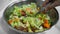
(0, 0, 60, 34)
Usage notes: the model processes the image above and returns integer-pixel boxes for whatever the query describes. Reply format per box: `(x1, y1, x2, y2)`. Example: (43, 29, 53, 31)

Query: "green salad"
(8, 3, 51, 32)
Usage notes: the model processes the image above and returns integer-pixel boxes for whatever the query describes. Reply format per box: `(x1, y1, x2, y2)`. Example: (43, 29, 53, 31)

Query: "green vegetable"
(8, 3, 51, 32)
(35, 26, 44, 32)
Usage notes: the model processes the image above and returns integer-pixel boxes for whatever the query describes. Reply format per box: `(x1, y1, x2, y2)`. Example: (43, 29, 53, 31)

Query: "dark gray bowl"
(3, 0, 59, 34)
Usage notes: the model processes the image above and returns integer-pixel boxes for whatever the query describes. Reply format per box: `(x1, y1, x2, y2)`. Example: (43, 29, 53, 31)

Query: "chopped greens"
(8, 3, 51, 32)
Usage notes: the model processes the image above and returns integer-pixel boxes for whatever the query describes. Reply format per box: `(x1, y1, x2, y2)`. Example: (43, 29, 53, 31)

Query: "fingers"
(45, 0, 60, 11)
(51, 1, 60, 7)
(42, 0, 50, 7)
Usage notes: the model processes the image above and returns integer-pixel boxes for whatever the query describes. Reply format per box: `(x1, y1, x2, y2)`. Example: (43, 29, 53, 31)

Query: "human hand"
(42, 0, 60, 11)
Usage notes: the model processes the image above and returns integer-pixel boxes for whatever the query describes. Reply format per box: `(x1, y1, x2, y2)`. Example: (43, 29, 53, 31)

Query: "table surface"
(0, 0, 60, 34)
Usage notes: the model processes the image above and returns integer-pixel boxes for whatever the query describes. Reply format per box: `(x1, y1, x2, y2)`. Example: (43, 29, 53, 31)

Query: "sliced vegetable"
(43, 23, 50, 28)
(44, 19, 49, 23)
(8, 19, 13, 24)
(8, 3, 51, 32)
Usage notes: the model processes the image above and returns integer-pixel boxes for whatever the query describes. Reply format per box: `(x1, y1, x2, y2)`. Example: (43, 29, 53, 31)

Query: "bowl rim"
(3, 1, 59, 34)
